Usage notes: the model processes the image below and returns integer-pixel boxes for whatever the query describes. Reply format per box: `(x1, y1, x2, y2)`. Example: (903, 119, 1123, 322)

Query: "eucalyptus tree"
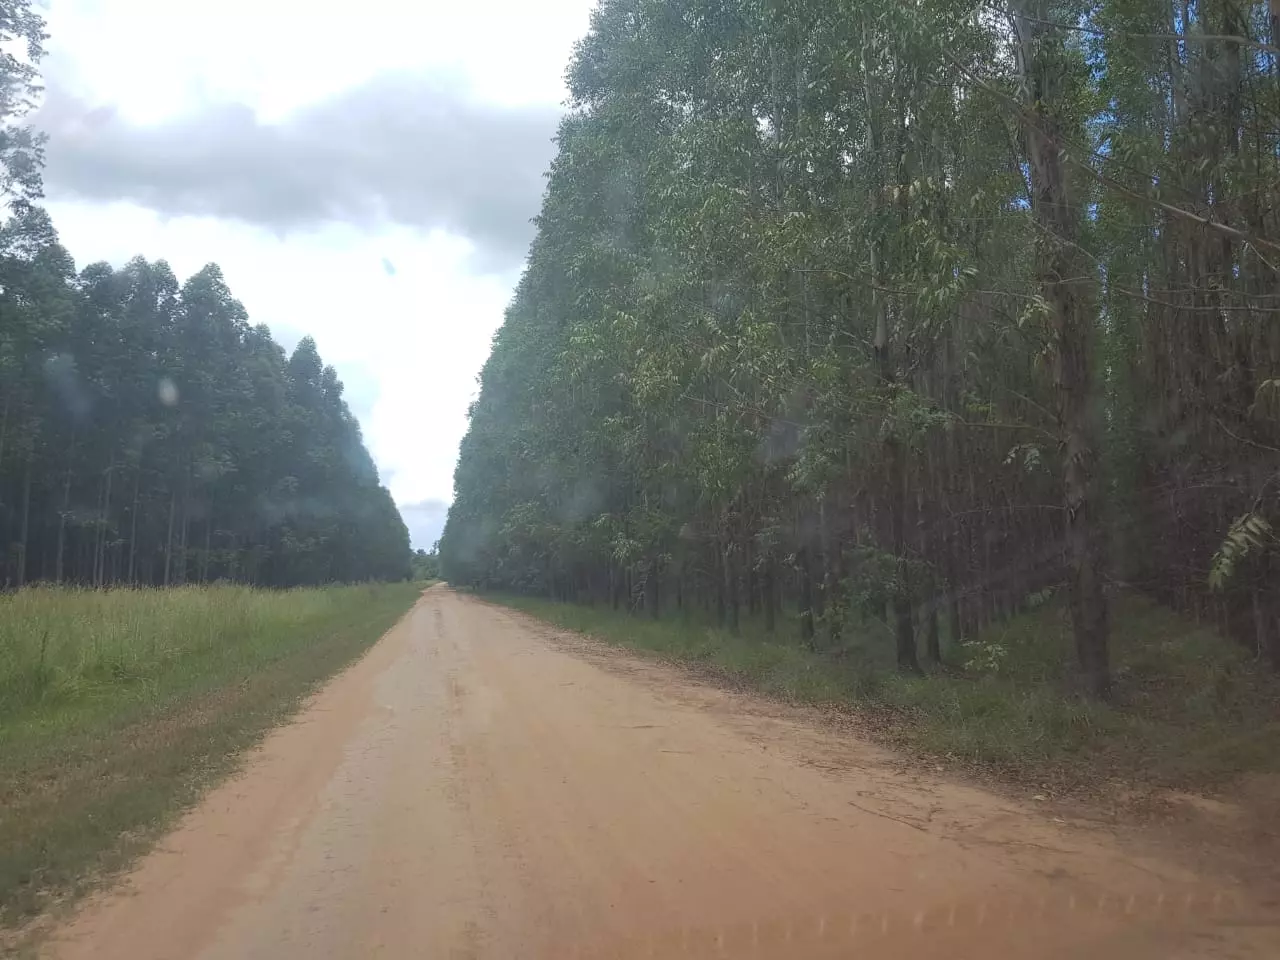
(443, 0, 1280, 692)
(0, 240, 412, 587)
(0, 0, 47, 205)
(0, 0, 413, 588)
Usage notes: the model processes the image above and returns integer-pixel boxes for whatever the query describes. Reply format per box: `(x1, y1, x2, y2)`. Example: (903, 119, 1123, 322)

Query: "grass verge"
(0, 581, 421, 932)
(484, 591, 1280, 792)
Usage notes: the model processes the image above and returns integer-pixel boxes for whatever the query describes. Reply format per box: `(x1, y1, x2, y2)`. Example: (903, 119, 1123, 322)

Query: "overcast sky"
(33, 0, 595, 549)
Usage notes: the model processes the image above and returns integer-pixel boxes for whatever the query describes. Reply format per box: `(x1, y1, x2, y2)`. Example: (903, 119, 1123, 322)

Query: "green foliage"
(411, 548, 440, 581)
(1209, 513, 1274, 591)
(962, 637, 1010, 676)
(492, 591, 1280, 788)
(0, 0, 48, 205)
(0, 1, 412, 589)
(0, 238, 412, 588)
(488, 593, 883, 703)
(444, 0, 1280, 682)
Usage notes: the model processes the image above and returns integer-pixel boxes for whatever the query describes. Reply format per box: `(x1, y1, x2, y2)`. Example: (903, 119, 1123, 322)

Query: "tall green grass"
(0, 581, 421, 933)
(1, 584, 385, 715)
(487, 592, 1280, 790)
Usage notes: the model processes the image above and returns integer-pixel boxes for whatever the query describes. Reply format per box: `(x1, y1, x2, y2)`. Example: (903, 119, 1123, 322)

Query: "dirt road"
(46, 586, 1279, 959)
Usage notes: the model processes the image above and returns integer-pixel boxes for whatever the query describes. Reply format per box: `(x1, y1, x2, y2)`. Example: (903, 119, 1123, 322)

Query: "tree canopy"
(0, 0, 411, 587)
(443, 0, 1280, 694)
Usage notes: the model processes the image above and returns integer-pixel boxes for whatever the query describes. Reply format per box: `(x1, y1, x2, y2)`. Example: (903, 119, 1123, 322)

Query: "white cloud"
(44, 0, 589, 118)
(37, 0, 594, 546)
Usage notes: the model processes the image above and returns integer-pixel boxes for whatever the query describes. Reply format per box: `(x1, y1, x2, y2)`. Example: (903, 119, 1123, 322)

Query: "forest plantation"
(0, 0, 413, 590)
(441, 0, 1280, 699)
(0, 207, 411, 587)
(0, 211, 409, 591)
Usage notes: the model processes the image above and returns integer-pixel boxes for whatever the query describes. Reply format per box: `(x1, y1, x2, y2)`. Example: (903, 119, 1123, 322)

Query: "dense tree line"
(412, 548, 441, 581)
(443, 0, 1280, 696)
(0, 1, 411, 587)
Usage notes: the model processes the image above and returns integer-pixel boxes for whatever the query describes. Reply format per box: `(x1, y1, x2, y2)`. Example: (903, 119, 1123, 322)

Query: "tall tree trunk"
(716, 547, 728, 628)
(201, 512, 213, 584)
(177, 469, 191, 586)
(925, 596, 941, 664)
(127, 465, 141, 585)
(724, 543, 740, 634)
(946, 541, 963, 645)
(55, 438, 75, 585)
(92, 472, 104, 588)
(1013, 4, 1110, 697)
(797, 545, 815, 643)
(889, 436, 919, 672)
(164, 487, 177, 587)
(863, 23, 918, 674)
(96, 457, 114, 588)
(16, 458, 31, 588)
(919, 463, 941, 663)
(819, 494, 842, 646)
(0, 388, 10, 498)
(762, 556, 777, 634)
(227, 532, 240, 582)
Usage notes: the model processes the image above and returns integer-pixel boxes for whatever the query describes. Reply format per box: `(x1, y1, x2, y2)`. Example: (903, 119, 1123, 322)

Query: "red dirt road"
(45, 586, 1280, 958)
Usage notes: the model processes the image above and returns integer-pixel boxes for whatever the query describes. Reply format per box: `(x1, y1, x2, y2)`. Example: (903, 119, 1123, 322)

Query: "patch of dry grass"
(0, 582, 421, 932)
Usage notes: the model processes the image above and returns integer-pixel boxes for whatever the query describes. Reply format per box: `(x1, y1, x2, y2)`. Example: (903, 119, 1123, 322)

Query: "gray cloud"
(36, 75, 560, 271)
(399, 498, 449, 550)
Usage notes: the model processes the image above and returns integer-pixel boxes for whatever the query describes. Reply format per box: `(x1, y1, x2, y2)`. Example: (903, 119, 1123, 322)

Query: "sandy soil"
(44, 585, 1280, 959)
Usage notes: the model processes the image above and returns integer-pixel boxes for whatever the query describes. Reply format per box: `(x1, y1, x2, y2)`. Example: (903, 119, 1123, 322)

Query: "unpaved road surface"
(47, 586, 1280, 959)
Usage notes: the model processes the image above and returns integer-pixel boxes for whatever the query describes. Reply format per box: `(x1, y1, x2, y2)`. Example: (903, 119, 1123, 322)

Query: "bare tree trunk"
(0, 389, 10, 495)
(201, 512, 213, 584)
(946, 542, 963, 644)
(888, 436, 919, 672)
(55, 438, 75, 584)
(92, 472, 104, 588)
(725, 543, 740, 634)
(919, 463, 941, 663)
(177, 469, 191, 586)
(96, 457, 114, 588)
(164, 487, 177, 587)
(926, 597, 941, 663)
(127, 465, 141, 584)
(227, 532, 240, 582)
(862, 25, 919, 674)
(715, 547, 728, 628)
(762, 556, 777, 634)
(797, 545, 816, 643)
(16, 458, 30, 587)
(1012, 4, 1110, 697)
(819, 494, 841, 645)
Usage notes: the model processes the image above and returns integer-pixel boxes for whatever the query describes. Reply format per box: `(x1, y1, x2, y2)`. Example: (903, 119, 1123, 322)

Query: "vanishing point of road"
(45, 586, 1280, 959)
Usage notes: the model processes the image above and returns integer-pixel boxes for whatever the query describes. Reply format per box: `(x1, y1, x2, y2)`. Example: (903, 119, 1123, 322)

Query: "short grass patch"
(485, 592, 1280, 792)
(0, 581, 421, 931)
